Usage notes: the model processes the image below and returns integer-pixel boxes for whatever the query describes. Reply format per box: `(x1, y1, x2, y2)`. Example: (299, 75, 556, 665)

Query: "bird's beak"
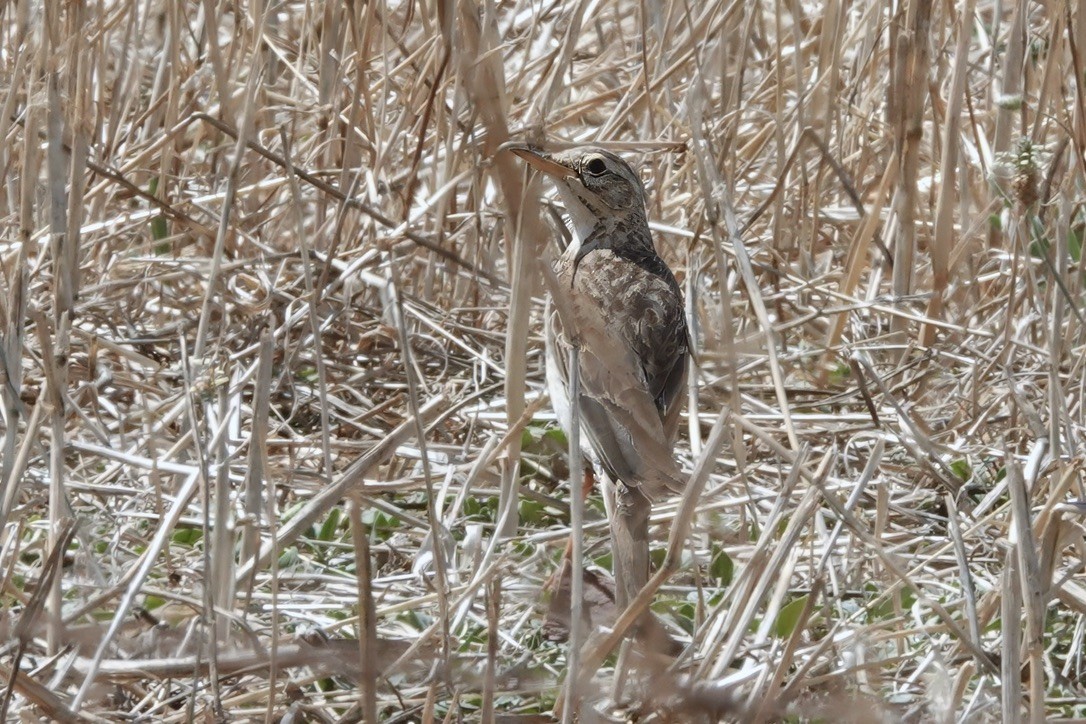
(508, 145, 577, 180)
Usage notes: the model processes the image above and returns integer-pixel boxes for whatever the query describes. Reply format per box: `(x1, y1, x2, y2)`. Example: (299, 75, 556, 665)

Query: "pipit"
(511, 145, 689, 616)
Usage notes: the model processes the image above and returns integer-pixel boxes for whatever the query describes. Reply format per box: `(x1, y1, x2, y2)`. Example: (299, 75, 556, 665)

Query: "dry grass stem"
(1, 0, 1084, 719)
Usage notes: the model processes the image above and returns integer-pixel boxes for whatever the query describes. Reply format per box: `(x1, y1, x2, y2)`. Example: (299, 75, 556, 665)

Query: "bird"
(510, 145, 689, 620)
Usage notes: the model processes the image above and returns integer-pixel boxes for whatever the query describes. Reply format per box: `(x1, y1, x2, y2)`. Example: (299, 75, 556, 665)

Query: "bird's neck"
(556, 187, 656, 259)
(575, 215, 654, 258)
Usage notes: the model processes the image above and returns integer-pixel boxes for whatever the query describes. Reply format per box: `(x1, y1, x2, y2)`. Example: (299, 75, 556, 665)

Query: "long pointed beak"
(508, 145, 577, 180)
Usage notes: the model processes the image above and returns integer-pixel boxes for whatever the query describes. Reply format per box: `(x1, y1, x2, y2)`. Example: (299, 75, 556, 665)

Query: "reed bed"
(0, 0, 1083, 720)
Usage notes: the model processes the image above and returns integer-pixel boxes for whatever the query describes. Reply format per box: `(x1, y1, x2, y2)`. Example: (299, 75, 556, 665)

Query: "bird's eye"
(584, 157, 608, 176)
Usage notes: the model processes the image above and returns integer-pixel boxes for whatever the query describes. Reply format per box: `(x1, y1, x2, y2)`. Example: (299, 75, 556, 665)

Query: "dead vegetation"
(0, 0, 1084, 720)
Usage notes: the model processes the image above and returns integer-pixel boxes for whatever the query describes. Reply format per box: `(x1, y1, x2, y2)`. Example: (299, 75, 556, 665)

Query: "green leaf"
(462, 495, 496, 522)
(521, 427, 541, 449)
(867, 586, 916, 621)
(950, 459, 971, 482)
(1030, 237, 1050, 259)
(459, 694, 482, 711)
(650, 547, 666, 569)
(518, 498, 546, 525)
(710, 546, 733, 587)
(512, 540, 535, 557)
(151, 215, 168, 245)
(317, 508, 341, 542)
(147, 176, 169, 251)
(277, 546, 300, 568)
(542, 427, 568, 448)
(171, 527, 203, 546)
(458, 624, 486, 649)
(281, 500, 307, 522)
(1069, 225, 1083, 262)
(358, 510, 402, 541)
(829, 362, 851, 385)
(773, 595, 809, 638)
(674, 601, 696, 634)
(144, 595, 166, 611)
(398, 608, 431, 631)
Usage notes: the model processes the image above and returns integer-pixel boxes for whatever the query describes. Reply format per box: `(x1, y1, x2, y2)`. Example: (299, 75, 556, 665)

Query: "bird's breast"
(554, 249, 686, 386)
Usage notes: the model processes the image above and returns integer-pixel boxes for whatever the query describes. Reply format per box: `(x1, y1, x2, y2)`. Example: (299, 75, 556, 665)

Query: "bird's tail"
(610, 482, 651, 617)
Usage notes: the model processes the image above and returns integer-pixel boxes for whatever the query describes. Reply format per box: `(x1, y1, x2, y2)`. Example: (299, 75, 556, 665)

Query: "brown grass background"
(0, 0, 1083, 720)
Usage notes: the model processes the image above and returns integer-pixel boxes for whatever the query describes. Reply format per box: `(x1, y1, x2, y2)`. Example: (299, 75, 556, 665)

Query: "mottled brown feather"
(546, 244, 687, 497)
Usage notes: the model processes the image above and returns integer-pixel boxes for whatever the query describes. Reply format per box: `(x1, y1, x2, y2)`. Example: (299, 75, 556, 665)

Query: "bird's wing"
(655, 347, 688, 446)
(546, 304, 685, 500)
(633, 272, 688, 445)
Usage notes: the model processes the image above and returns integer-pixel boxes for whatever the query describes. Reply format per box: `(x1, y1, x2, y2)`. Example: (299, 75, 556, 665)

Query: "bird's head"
(510, 145, 647, 241)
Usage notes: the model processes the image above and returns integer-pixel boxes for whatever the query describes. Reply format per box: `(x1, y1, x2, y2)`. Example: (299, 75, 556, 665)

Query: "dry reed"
(0, 0, 1083, 720)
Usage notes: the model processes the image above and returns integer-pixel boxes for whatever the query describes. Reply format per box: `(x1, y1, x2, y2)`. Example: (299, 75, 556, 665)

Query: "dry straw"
(0, 0, 1083, 720)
